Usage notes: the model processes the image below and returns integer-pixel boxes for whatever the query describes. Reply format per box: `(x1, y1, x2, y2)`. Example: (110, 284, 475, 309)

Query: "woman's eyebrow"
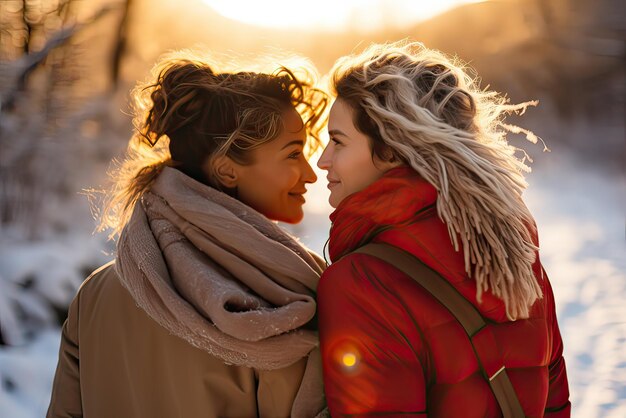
(328, 129, 348, 137)
(280, 139, 305, 150)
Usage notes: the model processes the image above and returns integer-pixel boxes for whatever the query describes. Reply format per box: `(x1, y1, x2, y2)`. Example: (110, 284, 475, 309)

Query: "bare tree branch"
(1, 4, 121, 113)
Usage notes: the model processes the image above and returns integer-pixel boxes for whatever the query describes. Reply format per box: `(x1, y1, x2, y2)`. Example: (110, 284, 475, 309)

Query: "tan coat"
(46, 262, 309, 418)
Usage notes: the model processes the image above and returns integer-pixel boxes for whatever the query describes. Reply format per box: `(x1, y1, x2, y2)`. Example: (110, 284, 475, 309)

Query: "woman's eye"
(288, 151, 302, 159)
(330, 137, 342, 146)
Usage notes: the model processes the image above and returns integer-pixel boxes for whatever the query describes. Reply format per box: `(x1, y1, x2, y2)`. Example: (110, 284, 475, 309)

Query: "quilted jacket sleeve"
(318, 255, 428, 417)
(46, 290, 83, 418)
(543, 269, 572, 417)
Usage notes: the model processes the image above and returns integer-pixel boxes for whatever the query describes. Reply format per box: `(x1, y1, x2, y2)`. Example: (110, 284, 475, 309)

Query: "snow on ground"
(0, 329, 60, 418)
(0, 152, 624, 417)
(523, 157, 626, 418)
(0, 196, 112, 417)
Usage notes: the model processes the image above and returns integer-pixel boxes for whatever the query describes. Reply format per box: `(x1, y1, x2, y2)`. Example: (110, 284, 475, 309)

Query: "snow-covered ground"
(0, 152, 624, 417)
(524, 157, 626, 418)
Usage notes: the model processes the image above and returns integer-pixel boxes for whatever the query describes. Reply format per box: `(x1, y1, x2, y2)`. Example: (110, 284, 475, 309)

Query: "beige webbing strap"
(353, 243, 526, 418)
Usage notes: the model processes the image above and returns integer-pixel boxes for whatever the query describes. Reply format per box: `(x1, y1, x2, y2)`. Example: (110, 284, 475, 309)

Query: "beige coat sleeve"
(46, 290, 82, 418)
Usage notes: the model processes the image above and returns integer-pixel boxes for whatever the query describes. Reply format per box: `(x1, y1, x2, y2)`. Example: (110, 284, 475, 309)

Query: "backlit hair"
(331, 41, 544, 320)
(99, 50, 328, 239)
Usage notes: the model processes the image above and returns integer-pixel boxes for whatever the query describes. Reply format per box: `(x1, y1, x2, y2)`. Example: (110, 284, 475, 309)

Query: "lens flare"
(342, 352, 357, 367)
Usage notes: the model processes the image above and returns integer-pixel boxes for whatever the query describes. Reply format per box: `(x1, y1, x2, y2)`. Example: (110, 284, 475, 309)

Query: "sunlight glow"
(202, 0, 484, 31)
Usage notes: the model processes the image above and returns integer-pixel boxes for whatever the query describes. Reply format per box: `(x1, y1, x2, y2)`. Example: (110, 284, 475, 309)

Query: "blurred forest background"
(0, 0, 624, 417)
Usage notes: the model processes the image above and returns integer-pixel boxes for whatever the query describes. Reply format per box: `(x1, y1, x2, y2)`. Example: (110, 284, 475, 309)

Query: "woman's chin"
(328, 196, 340, 209)
(272, 210, 304, 225)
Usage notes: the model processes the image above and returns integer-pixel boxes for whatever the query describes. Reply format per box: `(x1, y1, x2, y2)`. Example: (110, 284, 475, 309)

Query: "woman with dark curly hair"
(47, 51, 329, 418)
(317, 42, 570, 417)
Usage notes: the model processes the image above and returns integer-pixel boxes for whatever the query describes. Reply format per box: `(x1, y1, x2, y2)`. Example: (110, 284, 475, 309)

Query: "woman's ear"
(210, 156, 239, 188)
(374, 147, 403, 171)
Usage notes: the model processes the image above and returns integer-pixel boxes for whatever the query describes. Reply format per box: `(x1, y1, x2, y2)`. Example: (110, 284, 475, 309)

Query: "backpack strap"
(353, 242, 526, 418)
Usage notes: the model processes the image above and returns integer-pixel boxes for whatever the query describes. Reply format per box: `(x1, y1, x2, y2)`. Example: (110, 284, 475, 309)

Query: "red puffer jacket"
(318, 166, 570, 417)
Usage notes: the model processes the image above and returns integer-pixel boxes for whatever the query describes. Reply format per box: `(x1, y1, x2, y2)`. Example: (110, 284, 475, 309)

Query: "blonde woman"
(316, 42, 570, 417)
(47, 53, 328, 418)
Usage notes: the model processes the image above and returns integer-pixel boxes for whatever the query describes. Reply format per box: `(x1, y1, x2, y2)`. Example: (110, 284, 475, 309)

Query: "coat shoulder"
(75, 260, 128, 309)
(79, 260, 116, 290)
(319, 252, 383, 294)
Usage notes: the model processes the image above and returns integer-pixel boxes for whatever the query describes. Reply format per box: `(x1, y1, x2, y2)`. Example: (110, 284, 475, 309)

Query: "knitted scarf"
(115, 167, 327, 417)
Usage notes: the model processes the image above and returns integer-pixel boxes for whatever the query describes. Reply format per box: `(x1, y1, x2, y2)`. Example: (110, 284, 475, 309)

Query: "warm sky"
(201, 0, 485, 31)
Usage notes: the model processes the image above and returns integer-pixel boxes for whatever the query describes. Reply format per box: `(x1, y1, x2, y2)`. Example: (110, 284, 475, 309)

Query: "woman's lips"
(289, 193, 306, 203)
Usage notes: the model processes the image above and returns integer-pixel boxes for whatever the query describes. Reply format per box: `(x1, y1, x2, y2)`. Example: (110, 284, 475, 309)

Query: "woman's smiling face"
(317, 99, 399, 208)
(229, 107, 317, 223)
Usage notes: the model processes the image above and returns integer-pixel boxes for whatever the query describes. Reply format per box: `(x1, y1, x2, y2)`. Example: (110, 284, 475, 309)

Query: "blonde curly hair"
(331, 41, 545, 320)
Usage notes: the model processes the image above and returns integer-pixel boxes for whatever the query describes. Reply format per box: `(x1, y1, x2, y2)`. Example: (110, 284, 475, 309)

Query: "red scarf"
(328, 166, 437, 261)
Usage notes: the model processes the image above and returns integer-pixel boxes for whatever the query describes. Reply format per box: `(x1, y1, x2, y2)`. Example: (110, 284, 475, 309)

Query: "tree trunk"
(110, 0, 133, 90)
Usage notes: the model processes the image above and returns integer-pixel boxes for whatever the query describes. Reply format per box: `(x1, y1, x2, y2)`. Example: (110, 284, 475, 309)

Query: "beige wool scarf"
(116, 167, 327, 417)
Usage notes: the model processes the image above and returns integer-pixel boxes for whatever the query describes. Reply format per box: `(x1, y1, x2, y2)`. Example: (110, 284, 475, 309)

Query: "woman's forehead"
(281, 106, 306, 135)
(328, 100, 356, 134)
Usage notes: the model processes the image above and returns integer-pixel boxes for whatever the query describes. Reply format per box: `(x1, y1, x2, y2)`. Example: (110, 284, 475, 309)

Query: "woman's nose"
(303, 160, 318, 184)
(317, 145, 331, 171)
